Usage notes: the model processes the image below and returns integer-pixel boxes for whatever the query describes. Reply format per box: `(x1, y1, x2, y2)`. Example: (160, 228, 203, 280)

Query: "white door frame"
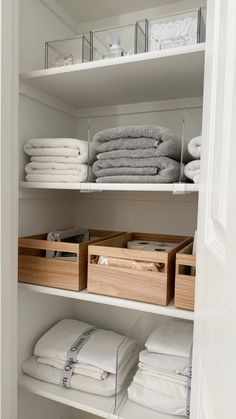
(0, 1, 18, 418)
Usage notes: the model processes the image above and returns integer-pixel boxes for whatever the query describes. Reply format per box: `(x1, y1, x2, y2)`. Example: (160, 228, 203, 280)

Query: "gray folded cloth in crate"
(93, 157, 181, 183)
(92, 126, 181, 160)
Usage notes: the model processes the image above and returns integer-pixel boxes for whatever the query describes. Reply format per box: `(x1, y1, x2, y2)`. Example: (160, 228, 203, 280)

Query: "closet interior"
(18, 0, 207, 418)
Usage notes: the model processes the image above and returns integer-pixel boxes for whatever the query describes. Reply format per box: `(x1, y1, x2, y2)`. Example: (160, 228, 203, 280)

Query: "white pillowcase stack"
(128, 319, 193, 417)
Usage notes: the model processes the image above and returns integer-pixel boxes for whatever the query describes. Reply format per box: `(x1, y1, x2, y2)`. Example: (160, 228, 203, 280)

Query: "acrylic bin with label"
(148, 8, 206, 52)
(92, 21, 147, 62)
(18, 229, 123, 291)
(87, 232, 192, 305)
(45, 32, 92, 69)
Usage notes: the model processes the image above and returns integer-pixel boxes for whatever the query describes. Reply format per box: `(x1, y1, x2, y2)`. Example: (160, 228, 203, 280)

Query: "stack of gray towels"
(92, 126, 183, 183)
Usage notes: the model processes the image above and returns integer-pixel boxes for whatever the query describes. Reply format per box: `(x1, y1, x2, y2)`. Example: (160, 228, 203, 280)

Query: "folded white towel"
(37, 357, 108, 381)
(145, 320, 193, 358)
(184, 160, 200, 184)
(31, 155, 93, 164)
(34, 319, 138, 375)
(139, 350, 189, 376)
(133, 369, 187, 400)
(128, 382, 187, 416)
(24, 138, 97, 162)
(25, 174, 89, 183)
(25, 162, 88, 173)
(188, 136, 202, 159)
(23, 354, 137, 397)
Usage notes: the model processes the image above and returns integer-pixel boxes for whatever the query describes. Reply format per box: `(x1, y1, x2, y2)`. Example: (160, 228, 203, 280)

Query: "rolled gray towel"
(92, 126, 181, 160)
(94, 157, 181, 183)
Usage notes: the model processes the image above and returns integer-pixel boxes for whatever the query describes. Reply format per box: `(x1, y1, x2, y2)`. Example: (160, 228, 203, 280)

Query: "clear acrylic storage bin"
(148, 8, 206, 52)
(113, 315, 144, 415)
(92, 21, 147, 62)
(83, 106, 202, 185)
(45, 32, 92, 69)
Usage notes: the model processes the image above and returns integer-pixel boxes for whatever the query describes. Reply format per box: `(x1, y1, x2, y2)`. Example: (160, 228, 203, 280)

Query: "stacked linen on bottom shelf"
(22, 319, 139, 397)
(92, 126, 182, 183)
(24, 138, 96, 183)
(128, 319, 193, 416)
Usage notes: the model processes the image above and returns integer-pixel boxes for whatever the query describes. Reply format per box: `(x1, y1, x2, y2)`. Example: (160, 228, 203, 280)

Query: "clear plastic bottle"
(109, 37, 123, 58)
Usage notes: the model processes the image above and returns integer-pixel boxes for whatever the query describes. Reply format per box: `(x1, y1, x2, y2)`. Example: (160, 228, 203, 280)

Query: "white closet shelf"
(119, 397, 186, 419)
(20, 181, 199, 193)
(20, 44, 205, 108)
(19, 375, 117, 418)
(19, 375, 186, 419)
(19, 283, 194, 321)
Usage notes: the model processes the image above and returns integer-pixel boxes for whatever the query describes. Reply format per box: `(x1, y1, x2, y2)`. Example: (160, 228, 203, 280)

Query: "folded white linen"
(31, 155, 92, 164)
(128, 382, 187, 416)
(25, 147, 82, 157)
(184, 160, 200, 184)
(139, 350, 189, 376)
(26, 169, 87, 176)
(25, 138, 87, 150)
(138, 366, 188, 385)
(133, 369, 187, 400)
(25, 174, 89, 183)
(145, 320, 193, 358)
(24, 138, 97, 162)
(34, 319, 138, 374)
(37, 357, 108, 380)
(188, 136, 202, 159)
(25, 162, 88, 173)
(22, 354, 137, 397)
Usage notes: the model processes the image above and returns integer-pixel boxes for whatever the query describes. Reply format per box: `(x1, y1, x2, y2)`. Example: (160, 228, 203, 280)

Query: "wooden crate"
(175, 242, 196, 311)
(18, 229, 123, 291)
(87, 232, 192, 306)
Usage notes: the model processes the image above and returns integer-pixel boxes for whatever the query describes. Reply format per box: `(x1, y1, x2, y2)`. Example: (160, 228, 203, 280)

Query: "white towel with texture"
(184, 160, 200, 184)
(23, 354, 137, 397)
(188, 136, 202, 159)
(25, 173, 89, 183)
(31, 155, 92, 164)
(37, 357, 108, 380)
(24, 138, 97, 162)
(34, 319, 137, 374)
(139, 350, 189, 376)
(133, 369, 187, 400)
(128, 382, 187, 416)
(145, 320, 193, 358)
(25, 162, 88, 173)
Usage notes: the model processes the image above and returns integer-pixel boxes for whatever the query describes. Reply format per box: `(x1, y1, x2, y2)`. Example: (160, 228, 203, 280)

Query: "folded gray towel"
(94, 157, 180, 183)
(92, 126, 181, 160)
(93, 166, 157, 178)
(96, 139, 181, 161)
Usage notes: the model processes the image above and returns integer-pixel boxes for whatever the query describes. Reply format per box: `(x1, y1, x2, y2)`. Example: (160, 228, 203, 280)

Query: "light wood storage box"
(18, 230, 123, 291)
(87, 233, 192, 306)
(175, 242, 196, 311)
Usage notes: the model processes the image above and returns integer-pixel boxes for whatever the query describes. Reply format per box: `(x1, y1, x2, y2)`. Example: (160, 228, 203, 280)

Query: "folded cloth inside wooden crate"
(95, 255, 164, 272)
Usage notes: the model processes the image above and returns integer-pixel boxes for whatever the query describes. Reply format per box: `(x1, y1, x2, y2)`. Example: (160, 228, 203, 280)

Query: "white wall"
(77, 0, 207, 32)
(20, 0, 77, 72)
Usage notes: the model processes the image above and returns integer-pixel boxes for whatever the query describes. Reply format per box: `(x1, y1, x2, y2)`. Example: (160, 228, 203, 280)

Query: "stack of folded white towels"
(184, 136, 202, 184)
(24, 138, 97, 183)
(22, 319, 139, 397)
(128, 319, 193, 416)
